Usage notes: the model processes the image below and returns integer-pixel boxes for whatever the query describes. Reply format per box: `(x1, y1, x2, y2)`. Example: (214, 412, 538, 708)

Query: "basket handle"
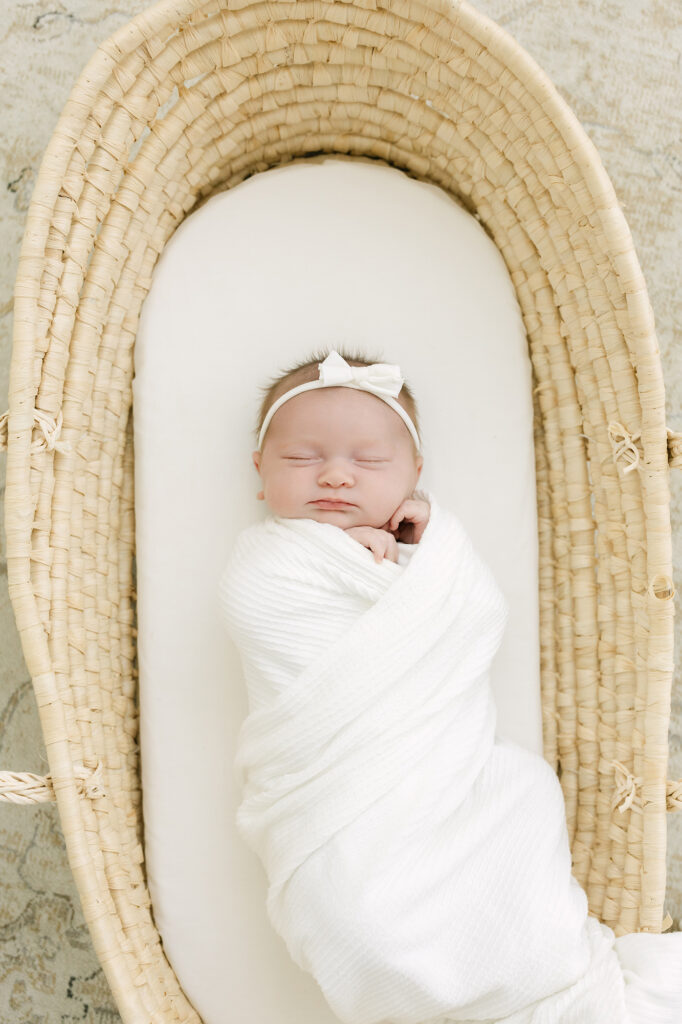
(0, 762, 106, 804)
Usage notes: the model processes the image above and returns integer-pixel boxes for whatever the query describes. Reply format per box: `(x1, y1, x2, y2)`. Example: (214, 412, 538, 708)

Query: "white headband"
(257, 350, 422, 454)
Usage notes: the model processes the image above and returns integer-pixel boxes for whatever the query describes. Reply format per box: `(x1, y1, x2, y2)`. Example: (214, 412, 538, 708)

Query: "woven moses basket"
(2, 0, 682, 1020)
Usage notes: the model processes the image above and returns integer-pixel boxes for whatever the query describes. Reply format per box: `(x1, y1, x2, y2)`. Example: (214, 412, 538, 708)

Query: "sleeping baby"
(250, 347, 430, 562)
(218, 347, 682, 1024)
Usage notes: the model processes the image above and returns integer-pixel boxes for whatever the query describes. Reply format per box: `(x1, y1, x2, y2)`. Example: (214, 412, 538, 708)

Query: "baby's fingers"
(388, 502, 409, 532)
(369, 532, 398, 564)
(369, 536, 385, 563)
(388, 499, 421, 532)
(387, 498, 431, 544)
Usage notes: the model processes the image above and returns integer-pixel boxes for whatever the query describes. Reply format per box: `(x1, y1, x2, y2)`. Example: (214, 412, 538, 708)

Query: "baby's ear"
(252, 452, 264, 500)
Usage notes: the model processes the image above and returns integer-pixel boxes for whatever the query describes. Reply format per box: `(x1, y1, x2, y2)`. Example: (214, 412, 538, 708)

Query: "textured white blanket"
(218, 491, 682, 1024)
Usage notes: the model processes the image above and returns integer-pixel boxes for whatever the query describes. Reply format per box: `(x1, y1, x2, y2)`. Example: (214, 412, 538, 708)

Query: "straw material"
(2, 0, 681, 1019)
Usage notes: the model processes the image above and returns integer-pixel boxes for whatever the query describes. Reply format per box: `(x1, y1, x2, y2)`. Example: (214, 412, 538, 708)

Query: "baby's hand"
(345, 526, 399, 565)
(382, 495, 431, 545)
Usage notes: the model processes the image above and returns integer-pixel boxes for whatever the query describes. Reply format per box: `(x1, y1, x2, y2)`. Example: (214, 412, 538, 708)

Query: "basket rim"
(2, 1, 677, 1020)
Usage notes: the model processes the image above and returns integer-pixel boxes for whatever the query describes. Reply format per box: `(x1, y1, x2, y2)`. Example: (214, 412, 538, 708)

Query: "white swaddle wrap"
(217, 491, 682, 1024)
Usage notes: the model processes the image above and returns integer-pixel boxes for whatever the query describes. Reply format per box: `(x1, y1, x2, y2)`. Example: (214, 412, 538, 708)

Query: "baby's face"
(252, 388, 423, 530)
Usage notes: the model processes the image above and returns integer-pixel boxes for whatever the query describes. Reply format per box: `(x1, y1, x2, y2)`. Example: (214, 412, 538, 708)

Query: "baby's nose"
(318, 459, 354, 484)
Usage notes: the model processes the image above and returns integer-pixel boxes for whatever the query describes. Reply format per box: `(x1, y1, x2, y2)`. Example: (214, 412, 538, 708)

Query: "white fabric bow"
(318, 350, 404, 398)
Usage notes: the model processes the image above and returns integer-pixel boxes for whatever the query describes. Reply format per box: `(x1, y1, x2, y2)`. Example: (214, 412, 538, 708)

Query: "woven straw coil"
(2, 0, 681, 1020)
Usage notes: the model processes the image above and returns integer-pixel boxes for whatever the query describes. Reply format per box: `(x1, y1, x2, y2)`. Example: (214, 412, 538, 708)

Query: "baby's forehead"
(281, 387, 399, 424)
(278, 425, 393, 444)
(265, 386, 411, 449)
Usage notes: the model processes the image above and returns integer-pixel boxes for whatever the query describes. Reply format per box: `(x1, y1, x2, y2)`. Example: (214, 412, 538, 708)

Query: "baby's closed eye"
(283, 456, 389, 465)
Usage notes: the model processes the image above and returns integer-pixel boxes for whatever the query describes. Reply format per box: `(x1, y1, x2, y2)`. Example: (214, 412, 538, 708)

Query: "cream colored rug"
(1, 1, 680, 1020)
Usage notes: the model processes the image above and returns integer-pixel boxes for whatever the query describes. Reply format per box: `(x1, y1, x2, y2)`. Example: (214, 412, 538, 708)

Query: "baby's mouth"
(311, 499, 356, 509)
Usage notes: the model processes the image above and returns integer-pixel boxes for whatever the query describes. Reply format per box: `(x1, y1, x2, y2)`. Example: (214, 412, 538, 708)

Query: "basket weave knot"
(611, 759, 642, 812)
(75, 760, 106, 799)
(0, 407, 73, 453)
(607, 422, 641, 476)
(32, 409, 73, 453)
(611, 760, 682, 813)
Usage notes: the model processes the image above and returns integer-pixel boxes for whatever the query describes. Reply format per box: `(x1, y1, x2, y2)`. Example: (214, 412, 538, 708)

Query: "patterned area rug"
(1, 1, 680, 1020)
